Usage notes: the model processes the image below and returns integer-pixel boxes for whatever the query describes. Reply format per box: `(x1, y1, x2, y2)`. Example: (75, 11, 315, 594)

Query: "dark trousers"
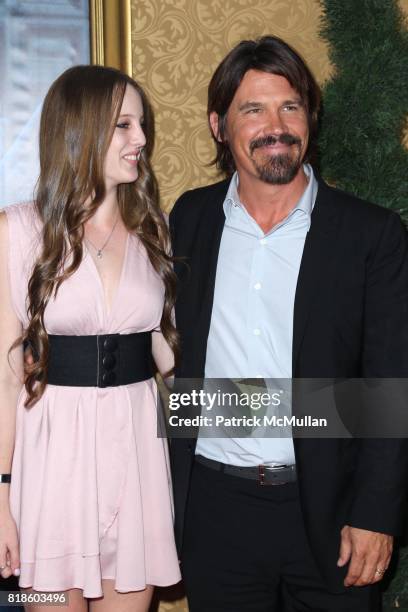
(181, 460, 380, 612)
(0, 576, 24, 612)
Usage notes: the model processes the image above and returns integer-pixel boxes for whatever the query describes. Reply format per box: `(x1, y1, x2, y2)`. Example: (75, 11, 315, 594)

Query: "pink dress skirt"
(5, 202, 181, 597)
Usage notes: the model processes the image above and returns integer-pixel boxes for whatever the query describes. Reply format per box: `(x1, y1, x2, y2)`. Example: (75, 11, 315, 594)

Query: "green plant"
(318, 0, 408, 223)
(318, 2, 408, 608)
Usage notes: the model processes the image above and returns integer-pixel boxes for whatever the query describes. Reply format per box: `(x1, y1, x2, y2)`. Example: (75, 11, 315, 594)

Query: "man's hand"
(337, 525, 393, 587)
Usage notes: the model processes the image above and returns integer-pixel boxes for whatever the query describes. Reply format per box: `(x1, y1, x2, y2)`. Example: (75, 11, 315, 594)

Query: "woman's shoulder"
(2, 203, 42, 266)
(3, 201, 40, 236)
(4, 200, 37, 220)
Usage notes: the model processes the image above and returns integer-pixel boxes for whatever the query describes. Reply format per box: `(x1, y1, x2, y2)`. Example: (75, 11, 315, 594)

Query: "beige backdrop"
(131, 0, 334, 211)
(130, 1, 408, 610)
(132, 0, 407, 211)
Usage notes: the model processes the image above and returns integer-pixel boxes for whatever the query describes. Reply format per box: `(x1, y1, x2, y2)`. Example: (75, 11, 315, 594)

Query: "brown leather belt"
(195, 454, 297, 485)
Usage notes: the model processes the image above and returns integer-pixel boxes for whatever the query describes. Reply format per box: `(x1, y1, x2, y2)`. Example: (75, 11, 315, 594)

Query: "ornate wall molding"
(90, 0, 132, 74)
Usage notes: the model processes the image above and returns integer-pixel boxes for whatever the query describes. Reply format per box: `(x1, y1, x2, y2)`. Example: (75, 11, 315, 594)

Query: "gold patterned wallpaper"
(131, 0, 408, 213)
(131, 0, 408, 211)
(130, 0, 333, 212)
(129, 2, 408, 610)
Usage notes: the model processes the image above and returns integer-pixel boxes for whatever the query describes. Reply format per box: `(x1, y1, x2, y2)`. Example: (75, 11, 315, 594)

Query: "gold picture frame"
(89, 0, 133, 75)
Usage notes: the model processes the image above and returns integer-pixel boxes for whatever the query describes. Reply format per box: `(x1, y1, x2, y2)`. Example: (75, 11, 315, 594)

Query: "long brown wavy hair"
(20, 65, 179, 406)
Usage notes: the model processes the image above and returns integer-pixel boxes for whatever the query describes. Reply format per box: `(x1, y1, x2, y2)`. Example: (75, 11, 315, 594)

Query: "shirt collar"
(223, 163, 318, 221)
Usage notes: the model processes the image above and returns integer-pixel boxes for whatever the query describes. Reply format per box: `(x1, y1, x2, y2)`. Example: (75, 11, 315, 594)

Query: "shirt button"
(260, 238, 267, 245)
(254, 282, 262, 290)
(253, 328, 261, 336)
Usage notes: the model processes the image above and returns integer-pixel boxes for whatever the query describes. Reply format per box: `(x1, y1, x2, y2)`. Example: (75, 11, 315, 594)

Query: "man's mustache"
(249, 133, 301, 155)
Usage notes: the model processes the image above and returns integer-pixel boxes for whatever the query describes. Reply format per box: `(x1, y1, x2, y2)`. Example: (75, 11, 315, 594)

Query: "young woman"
(0, 65, 180, 612)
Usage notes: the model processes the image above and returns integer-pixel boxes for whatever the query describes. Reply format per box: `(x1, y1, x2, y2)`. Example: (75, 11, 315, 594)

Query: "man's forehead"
(233, 70, 298, 99)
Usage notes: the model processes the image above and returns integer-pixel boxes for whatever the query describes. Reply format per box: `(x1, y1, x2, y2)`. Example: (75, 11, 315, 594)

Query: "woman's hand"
(0, 510, 20, 579)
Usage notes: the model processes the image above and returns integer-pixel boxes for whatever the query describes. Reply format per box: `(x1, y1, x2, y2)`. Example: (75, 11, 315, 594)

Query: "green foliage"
(318, 0, 408, 223)
(318, 4, 408, 607)
(383, 545, 408, 610)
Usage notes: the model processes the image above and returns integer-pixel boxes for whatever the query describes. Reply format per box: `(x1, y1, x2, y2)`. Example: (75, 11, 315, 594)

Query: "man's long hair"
(208, 36, 321, 175)
(19, 65, 179, 406)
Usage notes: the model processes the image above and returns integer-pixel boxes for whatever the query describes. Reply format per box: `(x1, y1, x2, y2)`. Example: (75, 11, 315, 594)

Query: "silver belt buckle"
(258, 464, 289, 486)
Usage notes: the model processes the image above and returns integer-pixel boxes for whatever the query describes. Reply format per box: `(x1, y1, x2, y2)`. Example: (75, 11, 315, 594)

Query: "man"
(169, 36, 408, 611)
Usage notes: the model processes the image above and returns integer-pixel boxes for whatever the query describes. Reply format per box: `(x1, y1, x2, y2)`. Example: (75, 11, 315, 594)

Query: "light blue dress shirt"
(196, 164, 318, 466)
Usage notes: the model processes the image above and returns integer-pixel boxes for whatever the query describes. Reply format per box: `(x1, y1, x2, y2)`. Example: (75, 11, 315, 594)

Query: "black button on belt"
(102, 371, 116, 385)
(99, 334, 119, 386)
(103, 337, 118, 352)
(103, 354, 116, 370)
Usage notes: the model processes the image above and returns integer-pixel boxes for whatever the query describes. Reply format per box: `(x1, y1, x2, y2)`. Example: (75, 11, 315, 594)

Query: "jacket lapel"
(198, 201, 226, 318)
(292, 179, 340, 372)
(189, 183, 228, 376)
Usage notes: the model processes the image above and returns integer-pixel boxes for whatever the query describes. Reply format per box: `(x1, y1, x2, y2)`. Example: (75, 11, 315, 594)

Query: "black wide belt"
(47, 332, 153, 388)
(195, 455, 297, 486)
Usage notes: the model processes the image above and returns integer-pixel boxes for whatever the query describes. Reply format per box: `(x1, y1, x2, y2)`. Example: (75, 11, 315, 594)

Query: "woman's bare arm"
(152, 330, 175, 387)
(0, 211, 22, 578)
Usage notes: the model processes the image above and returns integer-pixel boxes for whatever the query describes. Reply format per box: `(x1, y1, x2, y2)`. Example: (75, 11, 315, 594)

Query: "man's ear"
(209, 112, 223, 143)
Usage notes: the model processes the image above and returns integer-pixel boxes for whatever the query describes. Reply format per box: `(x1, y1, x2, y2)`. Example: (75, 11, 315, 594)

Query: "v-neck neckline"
(84, 232, 130, 323)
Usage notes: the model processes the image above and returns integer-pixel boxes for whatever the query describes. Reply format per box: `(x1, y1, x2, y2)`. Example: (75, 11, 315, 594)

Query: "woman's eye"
(116, 122, 130, 129)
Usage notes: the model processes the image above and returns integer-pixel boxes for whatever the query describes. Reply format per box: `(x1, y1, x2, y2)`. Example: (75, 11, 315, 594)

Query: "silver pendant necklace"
(86, 214, 120, 259)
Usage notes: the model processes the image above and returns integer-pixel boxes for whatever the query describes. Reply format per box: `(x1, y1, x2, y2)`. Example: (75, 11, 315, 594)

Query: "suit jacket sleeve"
(349, 211, 408, 535)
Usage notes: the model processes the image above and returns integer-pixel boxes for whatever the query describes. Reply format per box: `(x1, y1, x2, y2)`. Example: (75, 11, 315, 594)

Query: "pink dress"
(5, 202, 181, 597)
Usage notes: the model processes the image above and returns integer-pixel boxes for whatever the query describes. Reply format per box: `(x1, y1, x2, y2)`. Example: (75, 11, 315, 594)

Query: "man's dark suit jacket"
(169, 173, 408, 591)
